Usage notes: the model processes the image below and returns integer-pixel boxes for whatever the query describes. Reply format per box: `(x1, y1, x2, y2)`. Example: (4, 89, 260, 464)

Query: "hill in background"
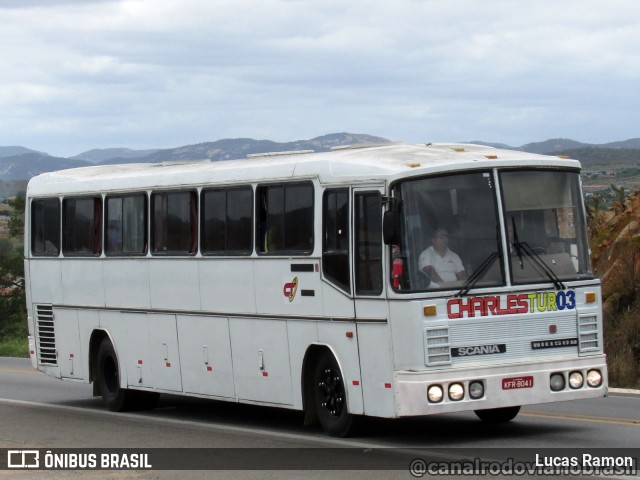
(1, 134, 640, 190)
(0, 133, 389, 181)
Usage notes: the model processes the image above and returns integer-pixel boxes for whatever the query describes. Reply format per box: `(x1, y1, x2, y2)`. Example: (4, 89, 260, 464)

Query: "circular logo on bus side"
(283, 277, 299, 303)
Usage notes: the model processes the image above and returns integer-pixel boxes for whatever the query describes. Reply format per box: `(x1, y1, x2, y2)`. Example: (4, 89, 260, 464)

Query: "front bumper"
(395, 355, 607, 417)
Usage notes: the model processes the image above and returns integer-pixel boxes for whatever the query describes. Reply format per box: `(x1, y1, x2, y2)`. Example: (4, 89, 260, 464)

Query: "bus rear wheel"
(96, 337, 140, 411)
(313, 350, 353, 437)
(474, 406, 521, 423)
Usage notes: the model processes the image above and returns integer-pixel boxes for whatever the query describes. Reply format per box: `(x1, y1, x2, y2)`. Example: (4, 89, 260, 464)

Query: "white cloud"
(0, 0, 639, 155)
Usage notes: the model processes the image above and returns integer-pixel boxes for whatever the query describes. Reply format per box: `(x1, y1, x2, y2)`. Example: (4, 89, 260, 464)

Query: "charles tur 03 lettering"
(447, 291, 576, 319)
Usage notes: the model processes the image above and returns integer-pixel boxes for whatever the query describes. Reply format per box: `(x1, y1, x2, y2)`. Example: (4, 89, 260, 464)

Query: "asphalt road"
(1, 357, 638, 479)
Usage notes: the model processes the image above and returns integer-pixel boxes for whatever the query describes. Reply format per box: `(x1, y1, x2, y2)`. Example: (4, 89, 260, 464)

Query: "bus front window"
(393, 171, 503, 291)
(500, 170, 593, 285)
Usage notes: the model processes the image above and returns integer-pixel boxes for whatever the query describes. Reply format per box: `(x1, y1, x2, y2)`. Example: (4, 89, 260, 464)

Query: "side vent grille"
(578, 315, 599, 354)
(35, 305, 57, 365)
(424, 327, 451, 366)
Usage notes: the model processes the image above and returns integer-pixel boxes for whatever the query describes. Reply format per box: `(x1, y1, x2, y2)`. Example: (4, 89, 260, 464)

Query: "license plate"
(502, 376, 534, 390)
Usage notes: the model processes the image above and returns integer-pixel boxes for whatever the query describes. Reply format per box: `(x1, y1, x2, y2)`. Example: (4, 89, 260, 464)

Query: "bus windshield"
(393, 169, 594, 292)
(501, 169, 593, 285)
(393, 171, 503, 291)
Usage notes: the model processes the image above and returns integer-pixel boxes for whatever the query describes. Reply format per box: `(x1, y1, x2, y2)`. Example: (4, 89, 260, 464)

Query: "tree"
(7, 195, 24, 239)
(0, 195, 26, 342)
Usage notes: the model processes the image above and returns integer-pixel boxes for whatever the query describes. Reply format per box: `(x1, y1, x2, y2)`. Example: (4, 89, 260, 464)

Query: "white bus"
(24, 143, 607, 436)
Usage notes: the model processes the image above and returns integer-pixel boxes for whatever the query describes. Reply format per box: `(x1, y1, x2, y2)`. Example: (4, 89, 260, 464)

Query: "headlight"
(428, 385, 444, 403)
(550, 372, 565, 391)
(587, 369, 603, 388)
(469, 381, 484, 399)
(448, 383, 464, 401)
(569, 371, 584, 389)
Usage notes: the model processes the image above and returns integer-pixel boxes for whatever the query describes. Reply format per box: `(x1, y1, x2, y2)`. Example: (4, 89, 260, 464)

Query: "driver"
(419, 227, 467, 284)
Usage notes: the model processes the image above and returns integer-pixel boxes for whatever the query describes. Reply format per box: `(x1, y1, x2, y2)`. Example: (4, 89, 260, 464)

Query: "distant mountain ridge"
(0, 146, 48, 158)
(72, 148, 160, 163)
(1, 133, 640, 181)
(468, 137, 640, 153)
(96, 133, 391, 165)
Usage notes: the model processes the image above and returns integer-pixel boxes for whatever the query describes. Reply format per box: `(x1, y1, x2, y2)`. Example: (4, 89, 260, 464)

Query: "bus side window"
(151, 191, 198, 255)
(323, 188, 350, 293)
(257, 183, 314, 255)
(355, 191, 382, 295)
(105, 194, 147, 256)
(31, 198, 61, 256)
(201, 187, 253, 255)
(62, 196, 102, 256)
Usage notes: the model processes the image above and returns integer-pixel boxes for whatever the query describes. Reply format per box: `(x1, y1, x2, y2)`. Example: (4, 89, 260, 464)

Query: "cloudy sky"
(1, 0, 639, 157)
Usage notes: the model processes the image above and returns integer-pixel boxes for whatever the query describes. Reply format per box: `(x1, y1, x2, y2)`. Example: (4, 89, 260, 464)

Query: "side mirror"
(383, 211, 400, 245)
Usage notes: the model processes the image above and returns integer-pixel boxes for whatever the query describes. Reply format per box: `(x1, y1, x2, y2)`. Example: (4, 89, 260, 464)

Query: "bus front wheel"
(474, 406, 521, 423)
(313, 350, 354, 437)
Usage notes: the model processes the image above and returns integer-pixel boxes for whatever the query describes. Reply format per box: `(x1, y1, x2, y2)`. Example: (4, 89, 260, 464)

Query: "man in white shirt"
(419, 227, 467, 284)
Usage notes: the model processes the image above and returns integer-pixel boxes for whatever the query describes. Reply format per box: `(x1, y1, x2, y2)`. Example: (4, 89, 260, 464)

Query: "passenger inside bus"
(419, 226, 467, 285)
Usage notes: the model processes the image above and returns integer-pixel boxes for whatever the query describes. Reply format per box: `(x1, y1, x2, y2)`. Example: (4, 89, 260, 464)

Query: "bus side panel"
(286, 321, 319, 410)
(103, 259, 151, 309)
(61, 260, 105, 307)
(177, 315, 235, 398)
(356, 323, 396, 418)
(99, 311, 146, 389)
(28, 260, 63, 305)
(229, 318, 293, 405)
(147, 314, 183, 392)
(320, 282, 355, 318)
(78, 309, 100, 383)
(101, 312, 183, 393)
(317, 322, 364, 415)
(149, 259, 201, 311)
(253, 259, 324, 317)
(53, 308, 83, 380)
(199, 259, 257, 315)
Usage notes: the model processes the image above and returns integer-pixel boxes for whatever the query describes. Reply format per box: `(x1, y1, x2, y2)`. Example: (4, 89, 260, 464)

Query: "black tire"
(96, 337, 137, 411)
(313, 350, 353, 437)
(474, 406, 521, 423)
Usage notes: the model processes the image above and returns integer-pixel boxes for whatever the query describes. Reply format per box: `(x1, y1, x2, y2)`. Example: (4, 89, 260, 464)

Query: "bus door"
(353, 187, 395, 417)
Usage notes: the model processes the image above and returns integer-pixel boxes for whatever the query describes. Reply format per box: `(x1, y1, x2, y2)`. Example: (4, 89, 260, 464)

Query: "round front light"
(569, 371, 584, 389)
(469, 381, 484, 399)
(550, 372, 566, 391)
(448, 383, 464, 401)
(587, 369, 603, 388)
(428, 385, 444, 403)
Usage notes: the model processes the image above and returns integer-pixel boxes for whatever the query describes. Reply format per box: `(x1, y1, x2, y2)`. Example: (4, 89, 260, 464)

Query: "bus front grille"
(424, 327, 451, 366)
(578, 314, 599, 353)
(35, 305, 57, 365)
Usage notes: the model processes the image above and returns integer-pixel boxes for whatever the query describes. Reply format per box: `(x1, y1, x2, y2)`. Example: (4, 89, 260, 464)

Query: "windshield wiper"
(457, 251, 499, 297)
(510, 217, 565, 290)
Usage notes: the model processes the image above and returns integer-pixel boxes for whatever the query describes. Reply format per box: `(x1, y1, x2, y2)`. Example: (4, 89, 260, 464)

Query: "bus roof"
(26, 143, 582, 196)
